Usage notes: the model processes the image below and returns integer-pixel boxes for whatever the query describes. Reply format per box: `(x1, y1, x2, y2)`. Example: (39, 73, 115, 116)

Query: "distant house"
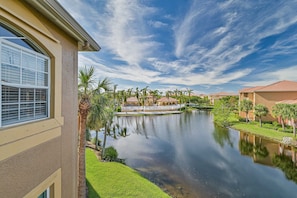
(208, 92, 238, 105)
(239, 80, 297, 122)
(126, 97, 139, 106)
(157, 97, 178, 106)
(0, 1, 99, 197)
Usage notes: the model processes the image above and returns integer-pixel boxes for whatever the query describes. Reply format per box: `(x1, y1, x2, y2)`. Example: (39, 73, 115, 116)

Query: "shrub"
(103, 146, 118, 161)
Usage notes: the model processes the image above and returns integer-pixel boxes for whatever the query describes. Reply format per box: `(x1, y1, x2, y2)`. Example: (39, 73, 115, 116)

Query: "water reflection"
(239, 132, 297, 184)
(109, 111, 297, 197)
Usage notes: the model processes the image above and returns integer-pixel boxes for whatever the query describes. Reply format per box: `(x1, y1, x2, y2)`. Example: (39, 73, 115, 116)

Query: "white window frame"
(0, 38, 50, 127)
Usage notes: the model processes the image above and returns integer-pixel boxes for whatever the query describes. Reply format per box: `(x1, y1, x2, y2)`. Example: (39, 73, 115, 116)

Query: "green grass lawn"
(231, 122, 296, 142)
(86, 148, 171, 198)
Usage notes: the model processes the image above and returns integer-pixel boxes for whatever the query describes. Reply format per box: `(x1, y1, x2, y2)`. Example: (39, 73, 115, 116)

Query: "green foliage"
(86, 149, 170, 198)
(212, 97, 239, 127)
(103, 146, 118, 161)
(232, 123, 296, 141)
(239, 99, 253, 122)
(272, 154, 297, 184)
(212, 124, 233, 148)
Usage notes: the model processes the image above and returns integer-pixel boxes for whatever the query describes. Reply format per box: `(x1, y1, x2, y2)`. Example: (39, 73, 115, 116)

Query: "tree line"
(212, 97, 297, 137)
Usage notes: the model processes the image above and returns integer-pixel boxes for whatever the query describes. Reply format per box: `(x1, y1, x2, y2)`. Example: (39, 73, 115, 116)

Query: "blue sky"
(59, 0, 297, 94)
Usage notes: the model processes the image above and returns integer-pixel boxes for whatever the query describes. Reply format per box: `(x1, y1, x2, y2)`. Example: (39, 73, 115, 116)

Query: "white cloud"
(148, 20, 168, 28)
(60, 0, 297, 92)
(239, 65, 297, 87)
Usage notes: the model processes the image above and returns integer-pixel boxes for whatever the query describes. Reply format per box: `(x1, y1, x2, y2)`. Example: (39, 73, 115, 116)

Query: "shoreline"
(115, 110, 182, 116)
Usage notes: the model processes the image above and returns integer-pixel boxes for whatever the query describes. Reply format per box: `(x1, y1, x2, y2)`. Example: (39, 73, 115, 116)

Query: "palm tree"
(186, 88, 193, 104)
(101, 104, 115, 159)
(77, 66, 96, 197)
(239, 99, 253, 123)
(135, 87, 140, 106)
(254, 104, 269, 127)
(140, 86, 149, 109)
(287, 104, 297, 137)
(87, 79, 112, 150)
(87, 95, 106, 150)
(272, 103, 286, 130)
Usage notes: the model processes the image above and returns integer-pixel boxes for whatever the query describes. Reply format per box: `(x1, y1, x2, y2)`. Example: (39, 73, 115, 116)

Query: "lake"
(100, 110, 297, 198)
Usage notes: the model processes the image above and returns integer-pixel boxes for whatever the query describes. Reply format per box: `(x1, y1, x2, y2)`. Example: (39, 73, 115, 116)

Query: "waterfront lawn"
(86, 148, 170, 198)
(232, 122, 296, 141)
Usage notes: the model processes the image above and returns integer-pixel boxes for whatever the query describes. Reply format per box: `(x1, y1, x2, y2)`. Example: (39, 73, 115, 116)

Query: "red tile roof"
(239, 86, 264, 93)
(255, 80, 297, 92)
(239, 80, 297, 93)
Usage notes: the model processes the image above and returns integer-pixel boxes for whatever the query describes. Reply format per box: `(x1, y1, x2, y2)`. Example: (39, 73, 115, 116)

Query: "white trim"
(0, 38, 50, 127)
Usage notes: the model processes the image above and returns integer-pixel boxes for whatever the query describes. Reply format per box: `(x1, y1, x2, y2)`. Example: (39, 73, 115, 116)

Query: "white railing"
(121, 104, 184, 112)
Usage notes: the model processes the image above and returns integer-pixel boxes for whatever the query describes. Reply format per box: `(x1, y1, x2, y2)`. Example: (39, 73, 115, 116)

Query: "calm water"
(103, 111, 297, 197)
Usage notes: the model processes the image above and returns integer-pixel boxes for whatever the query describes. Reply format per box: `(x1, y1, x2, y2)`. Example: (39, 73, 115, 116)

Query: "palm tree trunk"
(95, 130, 99, 150)
(292, 118, 296, 137)
(101, 124, 107, 159)
(281, 117, 285, 130)
(78, 99, 90, 198)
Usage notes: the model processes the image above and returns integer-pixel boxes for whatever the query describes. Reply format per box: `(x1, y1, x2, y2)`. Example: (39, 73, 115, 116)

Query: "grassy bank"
(231, 122, 296, 142)
(86, 148, 170, 198)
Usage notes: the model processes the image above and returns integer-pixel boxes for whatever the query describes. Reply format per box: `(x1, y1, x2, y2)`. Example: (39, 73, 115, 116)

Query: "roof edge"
(23, 0, 100, 52)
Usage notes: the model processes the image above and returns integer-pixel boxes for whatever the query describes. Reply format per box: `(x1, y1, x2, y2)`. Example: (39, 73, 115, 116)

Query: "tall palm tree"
(87, 95, 105, 150)
(140, 86, 149, 109)
(77, 66, 96, 198)
(135, 87, 140, 106)
(87, 80, 112, 150)
(254, 104, 269, 127)
(101, 103, 115, 159)
(186, 88, 193, 104)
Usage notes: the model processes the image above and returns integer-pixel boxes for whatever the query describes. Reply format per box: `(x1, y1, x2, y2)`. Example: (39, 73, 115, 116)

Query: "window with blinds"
(0, 39, 50, 127)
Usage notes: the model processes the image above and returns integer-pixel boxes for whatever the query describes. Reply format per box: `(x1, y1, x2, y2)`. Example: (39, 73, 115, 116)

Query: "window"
(244, 93, 248, 97)
(38, 188, 49, 198)
(0, 39, 50, 127)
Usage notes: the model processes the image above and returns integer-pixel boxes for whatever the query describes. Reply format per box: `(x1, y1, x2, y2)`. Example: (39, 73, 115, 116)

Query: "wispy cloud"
(59, 0, 297, 93)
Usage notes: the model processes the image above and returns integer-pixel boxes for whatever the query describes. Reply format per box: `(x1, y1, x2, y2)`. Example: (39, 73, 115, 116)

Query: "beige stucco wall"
(255, 91, 297, 121)
(0, 1, 78, 197)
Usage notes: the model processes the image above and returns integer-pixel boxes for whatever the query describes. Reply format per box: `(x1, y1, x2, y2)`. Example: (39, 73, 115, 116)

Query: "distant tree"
(212, 99, 233, 127)
(239, 99, 253, 123)
(254, 104, 269, 127)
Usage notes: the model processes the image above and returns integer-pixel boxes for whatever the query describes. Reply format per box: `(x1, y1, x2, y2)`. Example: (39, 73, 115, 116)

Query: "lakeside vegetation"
(86, 148, 170, 198)
(232, 122, 295, 142)
(212, 95, 297, 143)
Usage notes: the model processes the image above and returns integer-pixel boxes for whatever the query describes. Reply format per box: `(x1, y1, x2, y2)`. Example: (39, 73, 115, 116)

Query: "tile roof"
(256, 80, 297, 92)
(239, 86, 264, 93)
(239, 80, 297, 93)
